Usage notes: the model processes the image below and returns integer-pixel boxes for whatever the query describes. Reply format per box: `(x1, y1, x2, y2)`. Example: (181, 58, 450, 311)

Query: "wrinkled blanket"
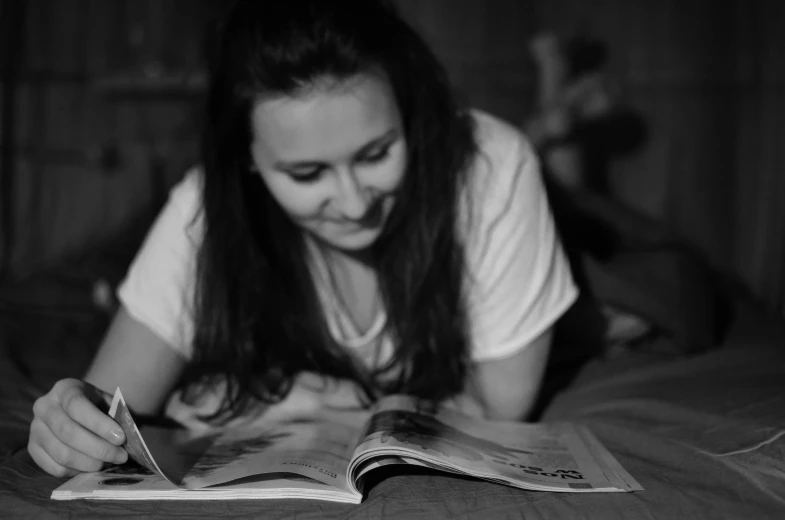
(0, 299, 783, 519)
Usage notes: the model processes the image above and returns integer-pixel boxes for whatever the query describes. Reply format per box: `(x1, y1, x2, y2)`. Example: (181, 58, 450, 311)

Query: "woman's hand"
(293, 372, 369, 411)
(442, 393, 487, 419)
(28, 378, 128, 477)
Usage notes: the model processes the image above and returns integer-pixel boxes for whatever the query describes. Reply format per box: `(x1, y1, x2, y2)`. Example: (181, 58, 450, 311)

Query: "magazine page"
(108, 388, 180, 483)
(59, 387, 368, 500)
(179, 412, 365, 495)
(348, 395, 642, 493)
(352, 455, 422, 481)
(51, 460, 361, 503)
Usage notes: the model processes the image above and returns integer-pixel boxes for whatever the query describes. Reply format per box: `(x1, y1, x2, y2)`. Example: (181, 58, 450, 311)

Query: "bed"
(1, 218, 784, 519)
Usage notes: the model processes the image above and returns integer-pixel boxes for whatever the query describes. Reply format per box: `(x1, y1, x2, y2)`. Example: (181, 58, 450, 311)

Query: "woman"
(28, 0, 577, 478)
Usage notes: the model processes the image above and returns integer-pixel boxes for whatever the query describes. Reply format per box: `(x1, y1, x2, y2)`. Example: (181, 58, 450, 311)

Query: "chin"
(321, 228, 382, 252)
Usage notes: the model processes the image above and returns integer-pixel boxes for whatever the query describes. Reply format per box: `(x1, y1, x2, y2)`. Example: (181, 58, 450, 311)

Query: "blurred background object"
(0, 0, 783, 320)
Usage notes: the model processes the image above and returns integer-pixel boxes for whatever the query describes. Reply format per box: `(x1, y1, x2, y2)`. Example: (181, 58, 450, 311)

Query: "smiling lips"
(337, 197, 386, 231)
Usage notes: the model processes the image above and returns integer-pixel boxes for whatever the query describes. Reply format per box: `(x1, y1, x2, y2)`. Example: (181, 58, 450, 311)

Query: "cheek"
(260, 174, 324, 221)
(374, 145, 408, 193)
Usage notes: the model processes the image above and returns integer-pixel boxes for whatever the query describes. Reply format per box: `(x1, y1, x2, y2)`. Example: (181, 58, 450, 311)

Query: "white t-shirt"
(118, 110, 578, 371)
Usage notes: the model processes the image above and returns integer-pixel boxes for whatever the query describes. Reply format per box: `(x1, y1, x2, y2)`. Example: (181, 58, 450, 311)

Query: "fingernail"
(109, 430, 125, 445)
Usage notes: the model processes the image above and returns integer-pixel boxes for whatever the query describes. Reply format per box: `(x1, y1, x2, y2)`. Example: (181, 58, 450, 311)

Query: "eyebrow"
(274, 128, 399, 171)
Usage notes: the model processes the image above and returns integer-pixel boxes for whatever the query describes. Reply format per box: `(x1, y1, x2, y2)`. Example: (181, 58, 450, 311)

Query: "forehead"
(249, 74, 401, 163)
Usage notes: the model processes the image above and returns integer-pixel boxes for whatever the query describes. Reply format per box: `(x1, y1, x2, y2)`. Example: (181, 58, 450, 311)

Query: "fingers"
(28, 441, 79, 478)
(58, 383, 126, 447)
(40, 405, 127, 465)
(296, 373, 366, 410)
(28, 380, 129, 477)
(31, 418, 110, 474)
(443, 394, 486, 419)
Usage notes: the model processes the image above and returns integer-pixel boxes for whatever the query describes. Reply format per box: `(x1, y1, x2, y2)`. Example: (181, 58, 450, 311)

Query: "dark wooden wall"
(0, 0, 215, 277)
(1, 0, 784, 315)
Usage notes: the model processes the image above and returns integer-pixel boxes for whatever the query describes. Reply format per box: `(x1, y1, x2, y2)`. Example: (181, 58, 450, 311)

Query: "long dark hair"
(180, 0, 478, 420)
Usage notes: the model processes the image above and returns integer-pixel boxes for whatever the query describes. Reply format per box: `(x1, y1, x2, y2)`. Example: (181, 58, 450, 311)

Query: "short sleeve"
(463, 116, 578, 362)
(116, 169, 203, 359)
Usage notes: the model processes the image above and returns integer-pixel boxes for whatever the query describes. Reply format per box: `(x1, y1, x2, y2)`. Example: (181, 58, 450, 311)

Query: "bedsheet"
(0, 301, 783, 519)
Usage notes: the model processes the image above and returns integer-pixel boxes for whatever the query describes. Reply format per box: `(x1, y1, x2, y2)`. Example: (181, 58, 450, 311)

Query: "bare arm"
(84, 305, 186, 416)
(452, 328, 553, 422)
(29, 305, 186, 477)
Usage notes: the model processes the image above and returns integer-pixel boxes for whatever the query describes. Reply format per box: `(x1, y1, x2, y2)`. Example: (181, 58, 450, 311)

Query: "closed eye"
(287, 167, 325, 183)
(278, 131, 398, 182)
(358, 145, 391, 165)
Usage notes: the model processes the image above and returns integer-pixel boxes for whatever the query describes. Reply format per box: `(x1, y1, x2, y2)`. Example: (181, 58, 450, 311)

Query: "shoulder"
(470, 109, 535, 166)
(169, 166, 203, 213)
(167, 166, 205, 243)
(463, 110, 540, 210)
(459, 110, 543, 230)
(458, 112, 578, 362)
(116, 166, 206, 356)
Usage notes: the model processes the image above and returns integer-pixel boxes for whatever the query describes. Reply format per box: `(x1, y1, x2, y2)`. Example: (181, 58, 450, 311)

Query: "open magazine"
(52, 388, 642, 503)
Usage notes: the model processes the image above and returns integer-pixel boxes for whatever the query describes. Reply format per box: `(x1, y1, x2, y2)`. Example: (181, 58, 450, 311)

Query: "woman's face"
(249, 73, 407, 252)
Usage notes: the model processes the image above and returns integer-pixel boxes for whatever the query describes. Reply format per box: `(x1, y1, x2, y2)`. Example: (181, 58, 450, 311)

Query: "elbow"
(481, 390, 539, 422)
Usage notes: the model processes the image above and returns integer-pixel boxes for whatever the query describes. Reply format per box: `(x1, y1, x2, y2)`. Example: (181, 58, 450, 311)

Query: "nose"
(334, 168, 371, 220)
